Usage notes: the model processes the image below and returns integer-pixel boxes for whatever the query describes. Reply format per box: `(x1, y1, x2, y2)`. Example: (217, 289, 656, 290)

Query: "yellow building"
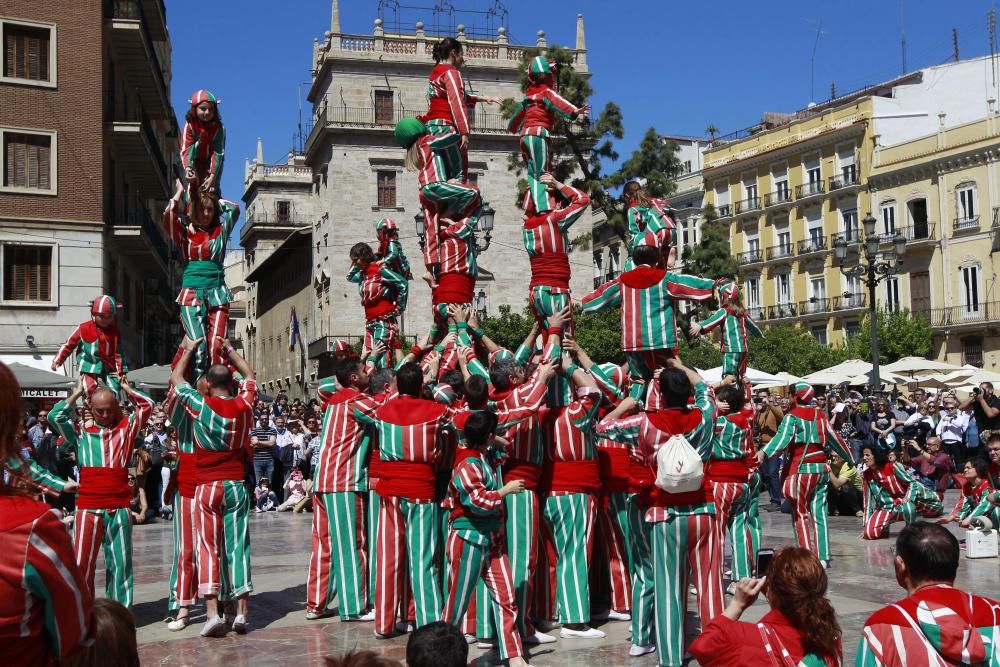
(703, 98, 877, 347)
(868, 114, 1000, 369)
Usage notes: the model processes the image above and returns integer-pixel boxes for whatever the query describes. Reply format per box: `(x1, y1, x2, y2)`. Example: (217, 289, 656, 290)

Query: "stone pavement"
(119, 491, 999, 666)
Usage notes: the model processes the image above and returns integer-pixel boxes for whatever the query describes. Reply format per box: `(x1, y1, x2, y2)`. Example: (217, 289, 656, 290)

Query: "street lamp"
(414, 210, 426, 250)
(473, 288, 487, 317)
(474, 202, 495, 253)
(834, 212, 906, 391)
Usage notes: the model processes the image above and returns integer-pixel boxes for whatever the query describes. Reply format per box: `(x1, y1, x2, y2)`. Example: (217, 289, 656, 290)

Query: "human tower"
(28, 35, 942, 667)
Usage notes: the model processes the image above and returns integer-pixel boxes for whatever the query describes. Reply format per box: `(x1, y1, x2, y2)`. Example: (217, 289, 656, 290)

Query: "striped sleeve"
(506, 99, 529, 133)
(380, 263, 409, 311)
(443, 69, 471, 135)
(665, 273, 716, 302)
(581, 279, 621, 313)
(124, 386, 155, 443)
(568, 387, 602, 430)
(689, 382, 717, 455)
(626, 207, 643, 241)
(218, 199, 240, 240)
(762, 414, 796, 458)
(590, 365, 624, 402)
(162, 197, 186, 250)
(596, 413, 643, 447)
(550, 185, 590, 232)
(745, 315, 764, 338)
(23, 509, 93, 660)
(541, 88, 581, 119)
(316, 376, 339, 403)
(210, 124, 225, 177)
(238, 378, 258, 406)
(52, 326, 82, 369)
(697, 308, 727, 333)
(453, 459, 502, 515)
(174, 383, 205, 419)
(25, 459, 68, 494)
(48, 400, 79, 450)
(180, 122, 197, 172)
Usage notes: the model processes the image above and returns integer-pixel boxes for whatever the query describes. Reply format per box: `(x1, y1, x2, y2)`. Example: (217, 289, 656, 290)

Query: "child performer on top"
(622, 181, 677, 270)
(375, 218, 413, 282)
(347, 243, 408, 369)
(689, 279, 763, 394)
(181, 90, 225, 197)
(507, 55, 589, 214)
(52, 295, 127, 400)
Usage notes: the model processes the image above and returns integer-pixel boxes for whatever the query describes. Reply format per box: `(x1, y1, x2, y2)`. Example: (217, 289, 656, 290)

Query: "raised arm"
(581, 279, 622, 314)
(51, 325, 83, 371)
(540, 88, 583, 119)
(547, 182, 591, 232)
(218, 199, 241, 241)
(48, 384, 84, 449)
(380, 263, 409, 312)
(122, 380, 155, 443)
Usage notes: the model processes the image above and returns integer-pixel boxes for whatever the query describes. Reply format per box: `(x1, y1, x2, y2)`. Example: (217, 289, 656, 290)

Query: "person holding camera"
(935, 398, 969, 467)
(960, 382, 1000, 448)
(908, 435, 953, 498)
(827, 451, 863, 517)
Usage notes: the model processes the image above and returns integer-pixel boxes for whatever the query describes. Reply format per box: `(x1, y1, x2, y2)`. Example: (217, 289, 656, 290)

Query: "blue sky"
(167, 0, 998, 212)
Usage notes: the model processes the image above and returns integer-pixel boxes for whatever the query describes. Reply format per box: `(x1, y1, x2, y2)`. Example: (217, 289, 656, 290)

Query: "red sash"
(543, 458, 601, 495)
(375, 460, 436, 500)
(196, 448, 245, 484)
(77, 467, 130, 510)
(432, 273, 475, 305)
(528, 253, 571, 290)
(598, 447, 631, 494)
(177, 452, 198, 498)
(707, 458, 752, 483)
(502, 459, 543, 489)
(364, 298, 397, 321)
(629, 459, 655, 495)
(641, 483, 713, 509)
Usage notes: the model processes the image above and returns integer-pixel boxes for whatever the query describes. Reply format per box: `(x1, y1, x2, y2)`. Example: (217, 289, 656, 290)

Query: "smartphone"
(756, 548, 775, 577)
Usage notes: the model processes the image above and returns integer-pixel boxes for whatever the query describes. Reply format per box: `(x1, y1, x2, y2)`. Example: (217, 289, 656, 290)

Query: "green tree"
(748, 324, 848, 376)
(481, 304, 625, 365)
(502, 46, 680, 239)
(843, 308, 932, 363)
(677, 336, 723, 371)
(482, 304, 533, 353)
(681, 203, 738, 281)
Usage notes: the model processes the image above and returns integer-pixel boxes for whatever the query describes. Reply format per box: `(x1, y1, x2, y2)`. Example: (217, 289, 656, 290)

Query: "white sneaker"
(232, 614, 248, 634)
(200, 616, 227, 638)
(726, 583, 736, 596)
(689, 586, 698, 596)
(604, 610, 631, 621)
(167, 616, 191, 632)
(356, 610, 375, 622)
(560, 625, 605, 639)
(476, 639, 498, 649)
(523, 630, 557, 645)
(822, 560, 831, 570)
(629, 644, 656, 657)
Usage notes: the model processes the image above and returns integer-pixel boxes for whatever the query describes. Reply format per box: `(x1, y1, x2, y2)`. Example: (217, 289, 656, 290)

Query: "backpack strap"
(757, 623, 798, 667)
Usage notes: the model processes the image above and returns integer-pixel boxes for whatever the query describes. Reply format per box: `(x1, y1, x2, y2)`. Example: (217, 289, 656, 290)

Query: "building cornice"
(869, 142, 1000, 190)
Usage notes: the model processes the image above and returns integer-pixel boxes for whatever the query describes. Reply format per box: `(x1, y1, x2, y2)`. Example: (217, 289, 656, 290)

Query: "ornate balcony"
(828, 170, 860, 192)
(715, 204, 733, 219)
(799, 297, 831, 316)
(797, 236, 828, 256)
(763, 189, 792, 208)
(795, 181, 825, 200)
(831, 293, 866, 311)
(767, 303, 798, 320)
(766, 244, 794, 261)
(746, 305, 766, 321)
(888, 223, 936, 246)
(736, 249, 764, 266)
(923, 301, 1000, 329)
(734, 196, 761, 215)
(953, 215, 980, 232)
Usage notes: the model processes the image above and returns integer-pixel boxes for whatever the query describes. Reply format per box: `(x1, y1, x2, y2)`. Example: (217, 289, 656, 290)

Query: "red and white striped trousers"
(597, 492, 631, 612)
(783, 472, 824, 556)
(170, 495, 198, 608)
(709, 480, 746, 591)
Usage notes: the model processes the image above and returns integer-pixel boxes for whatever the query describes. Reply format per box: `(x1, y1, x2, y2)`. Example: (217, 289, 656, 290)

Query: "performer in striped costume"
(170, 337, 257, 637)
(164, 178, 240, 377)
(376, 218, 414, 283)
(443, 411, 533, 667)
(857, 522, 1000, 667)
(536, 350, 606, 639)
(307, 355, 381, 621)
(49, 378, 155, 608)
(707, 383, 758, 594)
(622, 181, 677, 270)
(347, 243, 408, 369)
(421, 37, 501, 180)
(597, 359, 723, 667)
(948, 458, 998, 528)
(860, 445, 943, 540)
(759, 382, 855, 564)
(51, 295, 127, 400)
(689, 279, 763, 389)
(506, 55, 588, 213)
(354, 362, 458, 637)
(1, 360, 94, 665)
(180, 89, 225, 196)
(582, 244, 715, 399)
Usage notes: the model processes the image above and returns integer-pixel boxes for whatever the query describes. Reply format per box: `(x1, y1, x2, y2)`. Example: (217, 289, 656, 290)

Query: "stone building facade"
(0, 0, 181, 374)
(241, 1, 595, 396)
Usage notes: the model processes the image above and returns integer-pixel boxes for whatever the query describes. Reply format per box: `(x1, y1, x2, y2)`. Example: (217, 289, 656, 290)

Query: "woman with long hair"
(689, 547, 842, 666)
(860, 445, 942, 540)
(163, 176, 240, 378)
(947, 458, 998, 528)
(0, 362, 94, 665)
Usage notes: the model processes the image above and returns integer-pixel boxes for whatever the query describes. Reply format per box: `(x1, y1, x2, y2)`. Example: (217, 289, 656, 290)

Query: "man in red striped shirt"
(307, 354, 380, 621)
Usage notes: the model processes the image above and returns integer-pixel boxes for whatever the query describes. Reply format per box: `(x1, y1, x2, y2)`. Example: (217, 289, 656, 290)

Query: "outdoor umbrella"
(774, 371, 805, 386)
(127, 364, 172, 390)
(697, 366, 786, 387)
(844, 369, 909, 386)
(881, 356, 964, 377)
(8, 362, 74, 390)
(801, 359, 873, 386)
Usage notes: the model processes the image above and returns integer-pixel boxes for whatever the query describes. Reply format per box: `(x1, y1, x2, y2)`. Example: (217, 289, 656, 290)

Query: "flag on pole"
(289, 306, 300, 352)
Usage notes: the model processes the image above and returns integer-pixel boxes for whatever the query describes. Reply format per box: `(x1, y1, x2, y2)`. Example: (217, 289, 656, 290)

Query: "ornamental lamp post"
(474, 202, 496, 253)
(834, 212, 906, 393)
(414, 210, 426, 250)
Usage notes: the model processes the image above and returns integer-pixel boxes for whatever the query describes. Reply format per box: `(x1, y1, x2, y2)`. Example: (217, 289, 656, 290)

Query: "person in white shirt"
(272, 416, 295, 495)
(935, 398, 969, 467)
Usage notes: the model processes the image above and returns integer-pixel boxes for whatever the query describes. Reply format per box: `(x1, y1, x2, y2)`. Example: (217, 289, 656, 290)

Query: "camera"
(973, 387, 982, 396)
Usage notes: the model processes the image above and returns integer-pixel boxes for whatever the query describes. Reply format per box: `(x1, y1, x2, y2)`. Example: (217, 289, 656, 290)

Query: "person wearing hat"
(347, 242, 408, 369)
(622, 181, 677, 271)
(688, 278, 763, 398)
(859, 445, 942, 540)
(163, 178, 240, 379)
(48, 373, 156, 608)
(507, 55, 589, 214)
(758, 382, 856, 566)
(52, 295, 128, 401)
(375, 218, 414, 284)
(181, 89, 225, 196)
(582, 243, 715, 401)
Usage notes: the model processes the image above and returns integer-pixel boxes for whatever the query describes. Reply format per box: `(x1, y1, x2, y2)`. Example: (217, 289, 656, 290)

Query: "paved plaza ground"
(123, 490, 999, 666)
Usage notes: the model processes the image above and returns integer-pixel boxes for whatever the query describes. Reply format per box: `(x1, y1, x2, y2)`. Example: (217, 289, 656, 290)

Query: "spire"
(256, 137, 263, 163)
(331, 0, 341, 34)
(576, 14, 586, 52)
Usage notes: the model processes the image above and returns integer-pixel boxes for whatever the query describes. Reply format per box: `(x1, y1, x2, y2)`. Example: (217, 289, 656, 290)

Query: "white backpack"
(654, 434, 705, 493)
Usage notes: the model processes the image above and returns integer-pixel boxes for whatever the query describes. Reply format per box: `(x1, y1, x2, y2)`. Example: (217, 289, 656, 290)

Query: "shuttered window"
(377, 170, 396, 208)
(4, 22, 50, 81)
(4, 132, 52, 190)
(374, 90, 394, 124)
(3, 244, 52, 302)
